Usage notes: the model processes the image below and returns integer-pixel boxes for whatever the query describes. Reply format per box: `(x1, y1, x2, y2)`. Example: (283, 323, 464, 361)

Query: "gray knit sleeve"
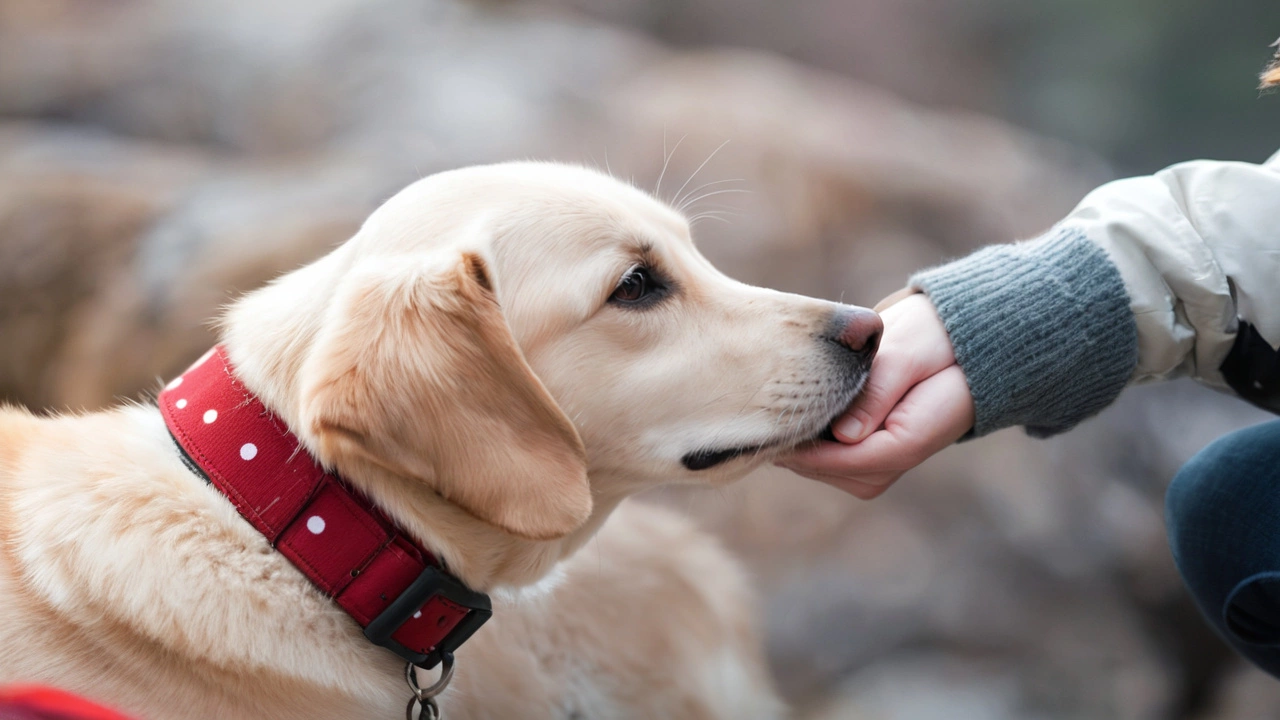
(909, 228, 1138, 438)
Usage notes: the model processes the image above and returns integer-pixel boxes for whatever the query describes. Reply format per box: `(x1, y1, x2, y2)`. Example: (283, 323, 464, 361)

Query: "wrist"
(909, 227, 1137, 437)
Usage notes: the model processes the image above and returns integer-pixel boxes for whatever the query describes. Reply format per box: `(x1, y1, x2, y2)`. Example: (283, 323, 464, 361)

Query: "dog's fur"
(0, 163, 874, 718)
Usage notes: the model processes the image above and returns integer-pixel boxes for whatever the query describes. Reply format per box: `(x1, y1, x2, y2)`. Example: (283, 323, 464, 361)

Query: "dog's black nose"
(830, 307, 882, 360)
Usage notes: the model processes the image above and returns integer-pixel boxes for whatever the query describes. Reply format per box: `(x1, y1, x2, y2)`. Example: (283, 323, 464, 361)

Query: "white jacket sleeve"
(910, 151, 1280, 437)
(1064, 151, 1280, 397)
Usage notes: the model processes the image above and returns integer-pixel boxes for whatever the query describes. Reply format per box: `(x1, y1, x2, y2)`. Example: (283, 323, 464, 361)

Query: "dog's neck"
(217, 247, 624, 592)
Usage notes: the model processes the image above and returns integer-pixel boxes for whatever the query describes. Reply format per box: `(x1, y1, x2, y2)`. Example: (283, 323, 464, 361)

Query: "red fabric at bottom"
(0, 686, 136, 720)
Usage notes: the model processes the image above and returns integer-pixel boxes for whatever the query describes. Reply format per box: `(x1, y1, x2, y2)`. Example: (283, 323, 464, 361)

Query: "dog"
(0, 162, 881, 719)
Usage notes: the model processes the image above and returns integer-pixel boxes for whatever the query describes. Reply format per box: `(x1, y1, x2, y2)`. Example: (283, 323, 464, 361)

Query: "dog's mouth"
(680, 360, 872, 472)
(680, 444, 766, 471)
(679, 402, 854, 472)
(680, 310, 877, 472)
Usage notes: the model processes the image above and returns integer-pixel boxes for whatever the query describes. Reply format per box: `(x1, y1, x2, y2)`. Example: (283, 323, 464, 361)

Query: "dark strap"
(1221, 321, 1280, 414)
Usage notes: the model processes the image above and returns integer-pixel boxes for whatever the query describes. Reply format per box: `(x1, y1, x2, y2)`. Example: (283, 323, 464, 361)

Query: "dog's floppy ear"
(299, 250, 591, 541)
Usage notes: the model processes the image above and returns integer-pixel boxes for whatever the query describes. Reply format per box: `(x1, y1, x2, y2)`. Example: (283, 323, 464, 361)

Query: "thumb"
(830, 359, 908, 443)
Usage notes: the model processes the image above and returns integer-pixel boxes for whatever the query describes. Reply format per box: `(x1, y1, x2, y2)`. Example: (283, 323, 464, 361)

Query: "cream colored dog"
(0, 162, 881, 719)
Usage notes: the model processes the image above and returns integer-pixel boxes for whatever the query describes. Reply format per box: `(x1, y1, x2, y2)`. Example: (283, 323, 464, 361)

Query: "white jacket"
(1067, 149, 1280, 405)
(909, 149, 1280, 436)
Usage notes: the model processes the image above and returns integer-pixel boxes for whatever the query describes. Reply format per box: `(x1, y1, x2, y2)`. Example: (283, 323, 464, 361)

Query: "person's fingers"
(783, 427, 914, 477)
(779, 365, 974, 497)
(882, 364, 975, 455)
(832, 348, 948, 443)
(847, 366, 973, 471)
(832, 295, 955, 443)
(830, 357, 906, 443)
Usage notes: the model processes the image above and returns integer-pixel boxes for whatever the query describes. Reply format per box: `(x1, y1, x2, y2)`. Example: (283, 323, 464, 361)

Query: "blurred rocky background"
(2, 0, 1278, 717)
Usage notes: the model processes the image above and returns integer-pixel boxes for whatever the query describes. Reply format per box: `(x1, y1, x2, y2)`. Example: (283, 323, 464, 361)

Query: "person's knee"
(1166, 421, 1280, 647)
(1223, 572, 1280, 646)
(1166, 421, 1280, 554)
(1165, 433, 1238, 567)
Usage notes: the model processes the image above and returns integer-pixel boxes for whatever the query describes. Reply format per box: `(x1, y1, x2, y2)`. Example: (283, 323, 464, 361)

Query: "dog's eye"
(610, 267, 658, 306)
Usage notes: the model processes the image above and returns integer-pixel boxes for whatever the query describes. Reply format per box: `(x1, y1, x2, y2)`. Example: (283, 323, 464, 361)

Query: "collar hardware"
(365, 566, 492, 668)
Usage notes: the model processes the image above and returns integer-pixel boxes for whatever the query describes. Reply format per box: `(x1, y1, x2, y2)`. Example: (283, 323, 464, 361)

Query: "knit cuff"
(910, 227, 1138, 438)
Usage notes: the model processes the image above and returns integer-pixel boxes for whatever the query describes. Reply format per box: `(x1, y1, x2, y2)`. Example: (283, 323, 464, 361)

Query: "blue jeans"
(1167, 419, 1280, 677)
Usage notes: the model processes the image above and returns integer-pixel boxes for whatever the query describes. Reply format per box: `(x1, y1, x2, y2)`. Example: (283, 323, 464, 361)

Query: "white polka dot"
(203, 409, 218, 424)
(166, 376, 183, 390)
(413, 611, 422, 619)
(175, 399, 188, 409)
(306, 515, 326, 534)
(240, 443, 258, 460)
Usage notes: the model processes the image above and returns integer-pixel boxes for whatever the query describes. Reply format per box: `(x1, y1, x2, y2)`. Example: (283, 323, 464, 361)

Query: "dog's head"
(243, 163, 878, 542)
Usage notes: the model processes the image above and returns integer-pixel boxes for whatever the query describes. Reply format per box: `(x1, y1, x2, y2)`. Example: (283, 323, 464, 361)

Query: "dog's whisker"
(678, 189, 750, 214)
(678, 188, 752, 213)
(673, 178, 745, 212)
(777, 403, 804, 444)
(671, 139, 731, 209)
(687, 205, 741, 225)
(689, 213, 732, 227)
(655, 132, 688, 200)
(689, 209, 740, 221)
(776, 393, 824, 447)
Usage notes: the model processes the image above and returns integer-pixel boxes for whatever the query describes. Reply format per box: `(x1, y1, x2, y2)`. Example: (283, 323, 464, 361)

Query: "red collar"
(159, 346, 490, 669)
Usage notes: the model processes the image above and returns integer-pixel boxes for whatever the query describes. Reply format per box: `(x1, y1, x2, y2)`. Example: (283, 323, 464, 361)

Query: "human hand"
(777, 291, 975, 499)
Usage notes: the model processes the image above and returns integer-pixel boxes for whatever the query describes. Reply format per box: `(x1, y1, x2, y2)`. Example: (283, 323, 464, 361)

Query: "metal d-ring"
(405, 695, 439, 720)
(404, 653, 456, 720)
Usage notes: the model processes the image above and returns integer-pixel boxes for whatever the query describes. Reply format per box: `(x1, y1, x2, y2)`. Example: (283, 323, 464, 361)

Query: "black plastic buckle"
(363, 565, 492, 669)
